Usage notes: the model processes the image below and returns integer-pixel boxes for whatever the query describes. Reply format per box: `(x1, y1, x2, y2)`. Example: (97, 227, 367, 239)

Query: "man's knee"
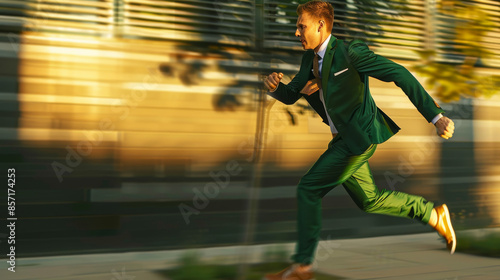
(359, 192, 382, 213)
(360, 189, 395, 213)
(297, 173, 317, 191)
(361, 201, 376, 213)
(297, 179, 323, 202)
(297, 180, 311, 195)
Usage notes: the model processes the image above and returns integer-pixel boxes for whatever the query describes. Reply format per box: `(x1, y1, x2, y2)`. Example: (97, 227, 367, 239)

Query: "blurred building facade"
(0, 0, 499, 257)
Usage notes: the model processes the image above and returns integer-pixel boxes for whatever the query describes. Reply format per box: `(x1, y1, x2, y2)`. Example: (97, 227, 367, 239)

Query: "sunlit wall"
(0, 0, 499, 257)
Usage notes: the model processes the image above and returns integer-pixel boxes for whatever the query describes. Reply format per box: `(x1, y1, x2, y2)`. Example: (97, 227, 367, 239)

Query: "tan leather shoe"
(263, 264, 315, 280)
(433, 204, 456, 254)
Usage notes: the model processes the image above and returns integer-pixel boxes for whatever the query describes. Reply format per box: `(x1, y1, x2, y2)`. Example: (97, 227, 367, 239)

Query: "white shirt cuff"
(431, 113, 443, 125)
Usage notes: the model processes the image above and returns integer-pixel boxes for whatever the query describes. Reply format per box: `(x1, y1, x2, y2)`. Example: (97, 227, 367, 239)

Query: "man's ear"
(318, 20, 325, 32)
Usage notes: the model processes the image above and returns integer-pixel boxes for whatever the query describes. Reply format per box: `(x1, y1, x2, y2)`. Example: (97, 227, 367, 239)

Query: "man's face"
(295, 12, 322, 51)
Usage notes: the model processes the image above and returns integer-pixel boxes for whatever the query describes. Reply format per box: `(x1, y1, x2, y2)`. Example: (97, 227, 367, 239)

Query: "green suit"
(268, 36, 444, 264)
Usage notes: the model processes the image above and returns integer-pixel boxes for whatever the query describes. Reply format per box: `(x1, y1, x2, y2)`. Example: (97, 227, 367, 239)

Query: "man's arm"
(264, 73, 302, 105)
(347, 40, 454, 139)
(347, 40, 444, 123)
(264, 51, 313, 105)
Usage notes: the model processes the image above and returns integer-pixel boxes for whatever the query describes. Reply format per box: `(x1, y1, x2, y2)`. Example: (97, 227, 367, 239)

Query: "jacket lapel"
(321, 36, 338, 93)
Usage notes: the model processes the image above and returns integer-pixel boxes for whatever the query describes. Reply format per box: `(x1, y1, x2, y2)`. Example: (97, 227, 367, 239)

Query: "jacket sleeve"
(267, 51, 313, 105)
(347, 40, 444, 123)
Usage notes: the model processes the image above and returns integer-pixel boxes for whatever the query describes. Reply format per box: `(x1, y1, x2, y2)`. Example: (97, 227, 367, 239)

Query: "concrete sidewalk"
(1, 230, 499, 280)
(314, 231, 500, 280)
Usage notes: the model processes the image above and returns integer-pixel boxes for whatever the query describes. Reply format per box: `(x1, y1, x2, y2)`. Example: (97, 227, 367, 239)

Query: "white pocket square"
(334, 68, 349, 76)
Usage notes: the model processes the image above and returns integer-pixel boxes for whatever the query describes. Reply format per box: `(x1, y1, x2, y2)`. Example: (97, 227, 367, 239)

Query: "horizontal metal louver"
(263, 0, 427, 58)
(0, 0, 26, 32)
(122, 0, 255, 46)
(0, 0, 114, 36)
(1, 0, 498, 64)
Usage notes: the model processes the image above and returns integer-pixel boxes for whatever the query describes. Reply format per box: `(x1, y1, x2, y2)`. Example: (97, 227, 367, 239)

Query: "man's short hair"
(297, 0, 334, 31)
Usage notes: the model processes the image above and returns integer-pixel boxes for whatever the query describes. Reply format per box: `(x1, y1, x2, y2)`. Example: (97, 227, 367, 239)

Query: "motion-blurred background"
(0, 0, 499, 259)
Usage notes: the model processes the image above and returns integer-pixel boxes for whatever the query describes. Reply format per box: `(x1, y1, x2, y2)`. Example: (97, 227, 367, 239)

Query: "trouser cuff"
(292, 253, 313, 265)
(421, 201, 435, 224)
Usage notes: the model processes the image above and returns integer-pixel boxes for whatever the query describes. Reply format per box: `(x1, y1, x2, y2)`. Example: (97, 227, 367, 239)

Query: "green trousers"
(292, 136, 434, 264)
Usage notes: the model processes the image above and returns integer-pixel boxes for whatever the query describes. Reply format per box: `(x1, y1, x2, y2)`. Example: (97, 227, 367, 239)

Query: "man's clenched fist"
(264, 72, 283, 91)
(435, 116, 455, 140)
(300, 79, 320, 95)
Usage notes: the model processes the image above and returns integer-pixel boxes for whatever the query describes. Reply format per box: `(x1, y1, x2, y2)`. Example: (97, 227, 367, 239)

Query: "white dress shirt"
(314, 34, 338, 134)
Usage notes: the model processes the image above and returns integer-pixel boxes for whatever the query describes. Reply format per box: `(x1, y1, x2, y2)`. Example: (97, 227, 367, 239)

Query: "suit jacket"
(268, 35, 444, 154)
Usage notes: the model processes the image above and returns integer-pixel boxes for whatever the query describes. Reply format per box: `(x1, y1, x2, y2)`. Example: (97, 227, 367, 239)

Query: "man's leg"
(342, 162, 434, 223)
(292, 138, 377, 264)
(342, 159, 456, 254)
(265, 138, 455, 280)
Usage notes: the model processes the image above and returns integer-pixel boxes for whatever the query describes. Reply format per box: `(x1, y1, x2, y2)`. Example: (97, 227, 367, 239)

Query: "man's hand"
(300, 79, 320, 95)
(264, 72, 283, 91)
(435, 116, 455, 139)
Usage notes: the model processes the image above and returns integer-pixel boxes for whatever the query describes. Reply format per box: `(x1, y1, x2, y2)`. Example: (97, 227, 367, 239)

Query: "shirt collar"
(315, 34, 331, 60)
